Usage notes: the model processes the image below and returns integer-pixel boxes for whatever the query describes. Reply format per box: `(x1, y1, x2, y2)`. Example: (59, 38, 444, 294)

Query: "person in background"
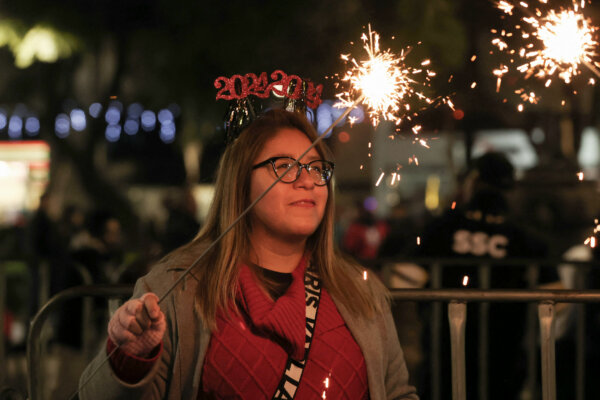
(79, 109, 418, 399)
(413, 151, 560, 400)
(342, 199, 390, 262)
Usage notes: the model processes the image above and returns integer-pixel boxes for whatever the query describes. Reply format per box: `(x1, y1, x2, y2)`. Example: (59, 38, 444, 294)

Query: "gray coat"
(79, 262, 419, 400)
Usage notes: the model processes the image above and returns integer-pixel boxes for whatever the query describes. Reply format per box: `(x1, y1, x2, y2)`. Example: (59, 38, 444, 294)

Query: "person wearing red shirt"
(79, 109, 418, 399)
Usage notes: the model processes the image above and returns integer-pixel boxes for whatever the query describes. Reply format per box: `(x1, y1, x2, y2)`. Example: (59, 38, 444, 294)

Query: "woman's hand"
(108, 292, 166, 357)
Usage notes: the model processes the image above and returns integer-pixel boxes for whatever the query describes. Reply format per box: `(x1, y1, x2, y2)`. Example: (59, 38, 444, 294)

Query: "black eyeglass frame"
(252, 156, 335, 186)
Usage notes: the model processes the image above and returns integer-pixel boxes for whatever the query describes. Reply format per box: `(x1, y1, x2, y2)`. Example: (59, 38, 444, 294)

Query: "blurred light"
(531, 127, 545, 144)
(578, 127, 600, 167)
(25, 117, 40, 135)
(0, 111, 7, 130)
(168, 103, 181, 118)
(70, 108, 86, 131)
(105, 106, 121, 125)
(89, 103, 102, 118)
(141, 110, 156, 131)
(348, 105, 365, 124)
(338, 131, 350, 143)
(363, 196, 378, 212)
(14, 25, 75, 69)
(8, 116, 22, 139)
(160, 122, 176, 143)
(105, 124, 121, 142)
(316, 102, 333, 136)
(331, 101, 348, 127)
(124, 118, 139, 135)
(425, 175, 441, 211)
(55, 113, 70, 138)
(127, 102, 143, 119)
(453, 109, 465, 120)
(157, 109, 174, 124)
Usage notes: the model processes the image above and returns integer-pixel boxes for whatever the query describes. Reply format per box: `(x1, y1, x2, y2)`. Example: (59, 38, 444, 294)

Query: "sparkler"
(491, 0, 600, 108)
(336, 24, 453, 128)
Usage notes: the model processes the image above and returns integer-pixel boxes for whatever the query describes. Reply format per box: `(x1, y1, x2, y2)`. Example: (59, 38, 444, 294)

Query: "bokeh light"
(55, 113, 70, 138)
(25, 117, 40, 135)
(70, 108, 87, 131)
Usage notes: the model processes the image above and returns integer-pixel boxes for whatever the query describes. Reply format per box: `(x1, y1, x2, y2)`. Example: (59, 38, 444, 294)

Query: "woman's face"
(249, 127, 329, 243)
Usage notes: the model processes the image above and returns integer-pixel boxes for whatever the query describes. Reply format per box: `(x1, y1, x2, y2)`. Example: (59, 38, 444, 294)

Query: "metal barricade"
(390, 288, 600, 400)
(26, 285, 133, 400)
(379, 257, 600, 400)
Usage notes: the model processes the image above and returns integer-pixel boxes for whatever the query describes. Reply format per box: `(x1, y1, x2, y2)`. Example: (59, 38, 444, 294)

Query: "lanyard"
(272, 267, 321, 399)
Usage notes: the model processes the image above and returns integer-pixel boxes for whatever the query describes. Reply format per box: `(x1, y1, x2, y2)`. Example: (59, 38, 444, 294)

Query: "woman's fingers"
(141, 293, 162, 321)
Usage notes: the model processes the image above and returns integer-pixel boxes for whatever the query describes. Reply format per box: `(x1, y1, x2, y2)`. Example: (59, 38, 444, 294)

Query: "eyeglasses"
(252, 156, 335, 186)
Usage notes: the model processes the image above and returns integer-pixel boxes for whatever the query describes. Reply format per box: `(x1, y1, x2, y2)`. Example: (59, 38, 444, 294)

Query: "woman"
(79, 109, 418, 399)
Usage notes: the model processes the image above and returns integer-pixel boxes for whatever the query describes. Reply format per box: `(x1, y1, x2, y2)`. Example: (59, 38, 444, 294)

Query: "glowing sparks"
(416, 236, 421, 245)
(492, 0, 600, 107)
(577, 171, 584, 180)
(337, 24, 449, 127)
(451, 201, 457, 210)
(462, 275, 469, 287)
(375, 172, 385, 186)
(585, 219, 599, 248)
(363, 270, 368, 280)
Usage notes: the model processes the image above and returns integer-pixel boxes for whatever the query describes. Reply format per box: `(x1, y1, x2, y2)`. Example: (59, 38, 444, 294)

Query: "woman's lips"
(289, 199, 316, 207)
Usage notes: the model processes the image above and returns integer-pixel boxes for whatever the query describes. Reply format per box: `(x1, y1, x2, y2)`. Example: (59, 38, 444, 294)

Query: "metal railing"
(380, 256, 600, 400)
(390, 289, 600, 400)
(26, 285, 133, 400)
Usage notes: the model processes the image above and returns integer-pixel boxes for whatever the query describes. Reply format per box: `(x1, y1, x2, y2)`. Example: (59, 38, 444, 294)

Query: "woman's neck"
(249, 235, 306, 273)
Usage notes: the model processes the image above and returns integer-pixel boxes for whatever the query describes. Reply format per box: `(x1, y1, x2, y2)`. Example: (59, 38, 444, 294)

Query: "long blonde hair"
(164, 109, 387, 329)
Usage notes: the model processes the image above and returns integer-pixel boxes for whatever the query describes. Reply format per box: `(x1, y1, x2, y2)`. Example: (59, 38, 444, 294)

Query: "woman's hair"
(164, 109, 387, 329)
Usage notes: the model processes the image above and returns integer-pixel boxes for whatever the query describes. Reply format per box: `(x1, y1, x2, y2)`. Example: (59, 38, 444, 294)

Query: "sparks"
(451, 201, 457, 210)
(492, 0, 600, 108)
(577, 171, 584, 180)
(363, 270, 368, 280)
(337, 24, 450, 127)
(375, 172, 385, 186)
(416, 236, 421, 245)
(462, 275, 469, 287)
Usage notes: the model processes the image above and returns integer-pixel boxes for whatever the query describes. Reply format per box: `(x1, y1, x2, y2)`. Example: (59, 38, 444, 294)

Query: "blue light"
(331, 101, 348, 127)
(127, 103, 144, 119)
(158, 109, 174, 124)
(124, 118, 139, 135)
(159, 122, 176, 143)
(0, 111, 7, 130)
(316, 102, 333, 136)
(89, 103, 102, 118)
(105, 106, 121, 125)
(25, 117, 40, 135)
(55, 114, 70, 138)
(105, 124, 121, 142)
(141, 110, 156, 131)
(70, 108, 87, 131)
(8, 116, 22, 139)
(363, 196, 378, 212)
(348, 105, 365, 124)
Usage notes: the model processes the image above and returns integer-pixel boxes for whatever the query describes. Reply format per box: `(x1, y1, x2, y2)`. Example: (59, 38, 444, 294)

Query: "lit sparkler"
(336, 24, 452, 129)
(492, 0, 600, 107)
